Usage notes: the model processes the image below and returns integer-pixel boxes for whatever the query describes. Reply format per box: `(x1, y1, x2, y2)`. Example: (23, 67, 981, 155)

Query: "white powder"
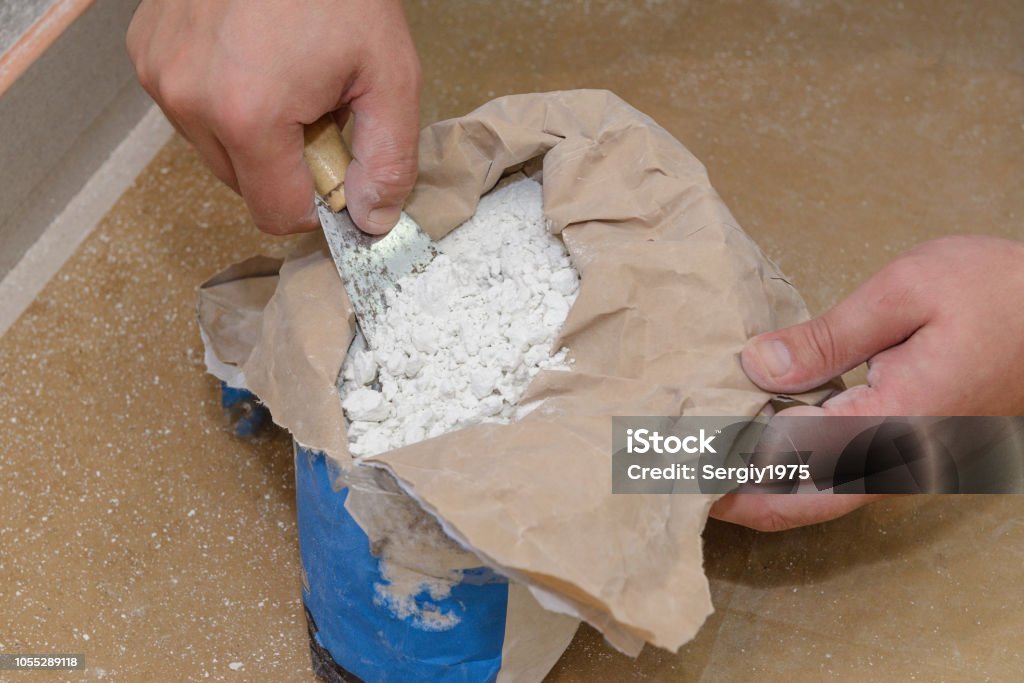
(339, 178, 578, 458)
(341, 466, 478, 629)
(372, 562, 460, 631)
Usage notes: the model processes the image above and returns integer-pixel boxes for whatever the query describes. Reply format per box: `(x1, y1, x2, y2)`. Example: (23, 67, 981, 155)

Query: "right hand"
(127, 0, 421, 235)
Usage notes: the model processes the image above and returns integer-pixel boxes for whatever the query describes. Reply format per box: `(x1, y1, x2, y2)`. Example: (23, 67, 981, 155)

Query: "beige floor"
(2, 1, 1023, 680)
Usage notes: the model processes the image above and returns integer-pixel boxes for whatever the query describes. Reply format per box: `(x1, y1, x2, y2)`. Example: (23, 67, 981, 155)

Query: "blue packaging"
(295, 445, 513, 682)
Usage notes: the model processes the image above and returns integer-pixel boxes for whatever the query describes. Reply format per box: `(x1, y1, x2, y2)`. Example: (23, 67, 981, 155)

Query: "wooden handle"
(303, 114, 352, 213)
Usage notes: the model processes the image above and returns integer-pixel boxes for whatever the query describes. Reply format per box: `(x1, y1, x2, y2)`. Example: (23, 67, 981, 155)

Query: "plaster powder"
(339, 177, 578, 458)
(337, 178, 577, 625)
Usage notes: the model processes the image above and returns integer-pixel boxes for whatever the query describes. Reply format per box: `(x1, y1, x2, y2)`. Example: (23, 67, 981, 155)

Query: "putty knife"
(302, 115, 435, 348)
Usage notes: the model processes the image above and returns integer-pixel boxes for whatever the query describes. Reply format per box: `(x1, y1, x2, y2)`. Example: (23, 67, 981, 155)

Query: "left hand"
(711, 235, 1024, 531)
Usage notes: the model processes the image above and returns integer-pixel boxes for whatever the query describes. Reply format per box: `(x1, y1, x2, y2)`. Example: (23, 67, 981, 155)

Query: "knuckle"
(874, 368, 922, 414)
(801, 316, 840, 370)
(875, 256, 926, 310)
(877, 261, 916, 294)
(365, 154, 418, 198)
(892, 247, 933, 277)
(132, 62, 155, 95)
(213, 89, 267, 146)
(251, 207, 315, 237)
(251, 211, 291, 236)
(125, 30, 142, 68)
(126, 47, 154, 94)
(154, 67, 201, 117)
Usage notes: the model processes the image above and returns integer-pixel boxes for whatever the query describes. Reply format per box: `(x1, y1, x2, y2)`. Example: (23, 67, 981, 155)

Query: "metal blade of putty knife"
(303, 114, 436, 347)
(317, 206, 435, 345)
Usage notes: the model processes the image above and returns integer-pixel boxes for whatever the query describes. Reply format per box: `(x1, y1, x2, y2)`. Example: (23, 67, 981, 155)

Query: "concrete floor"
(2, 1, 1023, 680)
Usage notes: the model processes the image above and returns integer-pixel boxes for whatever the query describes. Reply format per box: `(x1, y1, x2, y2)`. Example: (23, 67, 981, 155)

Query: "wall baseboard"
(0, 0, 173, 337)
(0, 103, 173, 337)
(0, 0, 150, 278)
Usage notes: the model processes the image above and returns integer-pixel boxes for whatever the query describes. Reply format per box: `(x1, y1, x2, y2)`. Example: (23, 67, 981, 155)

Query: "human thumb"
(741, 270, 927, 394)
(343, 58, 421, 235)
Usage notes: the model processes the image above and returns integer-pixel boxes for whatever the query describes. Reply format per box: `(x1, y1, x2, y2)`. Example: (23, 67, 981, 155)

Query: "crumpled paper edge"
(197, 89, 834, 656)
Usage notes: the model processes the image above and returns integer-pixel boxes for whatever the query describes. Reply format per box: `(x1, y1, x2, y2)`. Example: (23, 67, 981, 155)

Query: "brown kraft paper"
(197, 90, 822, 655)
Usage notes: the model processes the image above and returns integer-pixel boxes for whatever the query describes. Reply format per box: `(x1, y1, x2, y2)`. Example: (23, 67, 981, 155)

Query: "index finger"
(221, 117, 319, 235)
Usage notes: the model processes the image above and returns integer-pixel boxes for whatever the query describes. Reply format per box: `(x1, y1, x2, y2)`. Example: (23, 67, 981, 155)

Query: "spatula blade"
(318, 204, 436, 346)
